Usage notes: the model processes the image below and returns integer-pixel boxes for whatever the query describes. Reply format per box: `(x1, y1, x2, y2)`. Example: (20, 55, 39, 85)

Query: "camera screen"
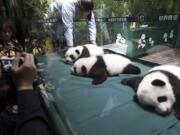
(0, 56, 15, 72)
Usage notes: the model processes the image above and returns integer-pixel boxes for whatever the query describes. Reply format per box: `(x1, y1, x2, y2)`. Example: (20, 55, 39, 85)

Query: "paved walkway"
(139, 48, 180, 66)
(103, 44, 180, 66)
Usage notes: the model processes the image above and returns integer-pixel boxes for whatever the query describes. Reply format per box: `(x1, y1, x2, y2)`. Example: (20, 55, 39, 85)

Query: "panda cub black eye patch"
(152, 79, 165, 86)
(70, 55, 75, 60)
(157, 96, 167, 103)
(81, 65, 87, 74)
(75, 50, 80, 54)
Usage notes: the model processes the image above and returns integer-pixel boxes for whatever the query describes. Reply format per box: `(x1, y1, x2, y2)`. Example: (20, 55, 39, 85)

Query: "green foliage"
(3, 0, 50, 18)
(24, 0, 49, 18)
(93, 0, 180, 17)
(127, 0, 180, 16)
(74, 22, 88, 45)
(3, 0, 24, 17)
(3, 0, 180, 19)
(1, 0, 51, 45)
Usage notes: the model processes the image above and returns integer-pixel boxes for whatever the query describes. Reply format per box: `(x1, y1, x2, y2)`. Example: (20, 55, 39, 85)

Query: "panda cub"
(121, 65, 180, 119)
(71, 54, 141, 85)
(65, 44, 104, 63)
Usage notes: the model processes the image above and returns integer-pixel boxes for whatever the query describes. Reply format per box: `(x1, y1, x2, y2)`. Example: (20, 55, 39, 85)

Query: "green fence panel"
(110, 15, 179, 57)
(176, 21, 180, 48)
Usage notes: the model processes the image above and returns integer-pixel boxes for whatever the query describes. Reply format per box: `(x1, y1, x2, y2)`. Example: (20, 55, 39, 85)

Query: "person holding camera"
(50, 0, 97, 49)
(0, 53, 52, 135)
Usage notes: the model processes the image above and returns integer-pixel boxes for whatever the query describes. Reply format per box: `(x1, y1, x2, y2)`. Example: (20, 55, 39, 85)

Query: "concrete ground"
(103, 44, 180, 66)
(139, 48, 180, 66)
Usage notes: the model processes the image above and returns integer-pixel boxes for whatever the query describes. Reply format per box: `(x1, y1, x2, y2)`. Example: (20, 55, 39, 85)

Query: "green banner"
(36, 14, 180, 23)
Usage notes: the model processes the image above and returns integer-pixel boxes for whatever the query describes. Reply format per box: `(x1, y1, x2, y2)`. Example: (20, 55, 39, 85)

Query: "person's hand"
(10, 53, 37, 91)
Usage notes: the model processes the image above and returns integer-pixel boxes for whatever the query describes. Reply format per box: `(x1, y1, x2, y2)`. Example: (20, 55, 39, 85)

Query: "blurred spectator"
(26, 38, 44, 56)
(0, 18, 22, 57)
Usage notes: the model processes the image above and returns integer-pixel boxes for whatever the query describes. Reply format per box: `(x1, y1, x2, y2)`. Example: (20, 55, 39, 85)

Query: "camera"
(0, 56, 15, 72)
(0, 56, 24, 72)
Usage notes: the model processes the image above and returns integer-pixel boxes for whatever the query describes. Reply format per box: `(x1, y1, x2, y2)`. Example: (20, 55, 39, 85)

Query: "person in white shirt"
(51, 0, 97, 49)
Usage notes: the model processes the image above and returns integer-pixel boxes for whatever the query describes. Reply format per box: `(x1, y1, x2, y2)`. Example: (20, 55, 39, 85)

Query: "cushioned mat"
(38, 53, 180, 135)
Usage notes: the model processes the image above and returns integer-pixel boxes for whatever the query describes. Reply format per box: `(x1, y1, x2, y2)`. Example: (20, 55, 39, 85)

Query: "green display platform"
(38, 53, 180, 135)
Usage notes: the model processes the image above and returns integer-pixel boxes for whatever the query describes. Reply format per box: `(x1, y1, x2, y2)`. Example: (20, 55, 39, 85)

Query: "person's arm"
(87, 12, 96, 44)
(61, 2, 75, 47)
(16, 90, 51, 135)
(11, 53, 52, 135)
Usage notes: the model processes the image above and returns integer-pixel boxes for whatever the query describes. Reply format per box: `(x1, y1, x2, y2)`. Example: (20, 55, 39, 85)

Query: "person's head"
(77, 0, 94, 19)
(0, 19, 16, 42)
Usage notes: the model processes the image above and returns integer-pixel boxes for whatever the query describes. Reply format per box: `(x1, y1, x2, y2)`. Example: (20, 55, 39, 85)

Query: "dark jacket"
(0, 90, 52, 135)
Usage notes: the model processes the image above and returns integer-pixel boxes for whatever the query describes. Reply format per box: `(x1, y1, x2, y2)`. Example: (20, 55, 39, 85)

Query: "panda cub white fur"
(71, 54, 141, 85)
(65, 44, 104, 63)
(121, 65, 180, 119)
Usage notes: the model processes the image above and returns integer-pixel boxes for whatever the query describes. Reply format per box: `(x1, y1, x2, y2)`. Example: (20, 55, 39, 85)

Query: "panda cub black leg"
(90, 69, 108, 85)
(123, 64, 141, 74)
(121, 76, 143, 91)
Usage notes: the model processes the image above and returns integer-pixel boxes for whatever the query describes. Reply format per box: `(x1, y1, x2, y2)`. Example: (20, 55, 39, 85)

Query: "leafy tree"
(2, 0, 51, 18)
(93, 0, 180, 17)
(1, 0, 51, 46)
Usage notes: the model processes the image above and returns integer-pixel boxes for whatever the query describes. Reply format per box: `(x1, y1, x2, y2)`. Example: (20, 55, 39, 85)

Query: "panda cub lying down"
(121, 65, 180, 119)
(71, 54, 141, 85)
(64, 44, 104, 63)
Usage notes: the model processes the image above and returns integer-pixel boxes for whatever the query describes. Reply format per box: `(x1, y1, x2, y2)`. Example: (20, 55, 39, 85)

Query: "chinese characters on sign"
(108, 17, 127, 22)
(95, 17, 127, 22)
(159, 15, 179, 21)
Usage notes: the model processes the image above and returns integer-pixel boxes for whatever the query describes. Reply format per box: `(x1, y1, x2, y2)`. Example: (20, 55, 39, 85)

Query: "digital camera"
(0, 56, 15, 72)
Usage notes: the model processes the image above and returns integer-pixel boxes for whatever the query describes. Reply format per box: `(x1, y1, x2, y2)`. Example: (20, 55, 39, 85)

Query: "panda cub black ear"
(81, 65, 87, 74)
(133, 95, 138, 102)
(75, 49, 80, 55)
(151, 79, 166, 87)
